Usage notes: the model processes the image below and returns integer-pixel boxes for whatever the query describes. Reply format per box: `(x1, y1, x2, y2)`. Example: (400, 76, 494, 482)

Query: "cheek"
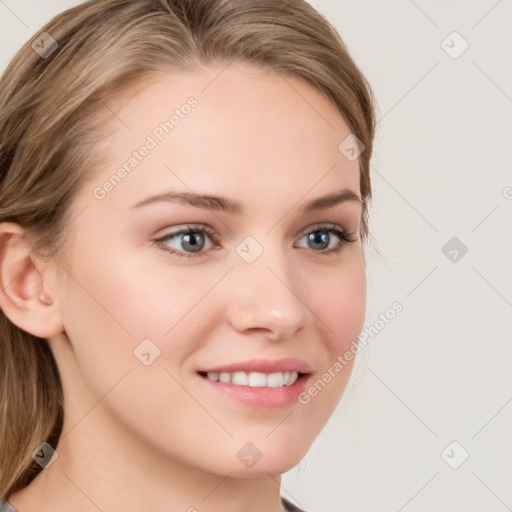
(314, 253, 366, 352)
(58, 243, 224, 443)
(59, 241, 224, 382)
(301, 253, 366, 409)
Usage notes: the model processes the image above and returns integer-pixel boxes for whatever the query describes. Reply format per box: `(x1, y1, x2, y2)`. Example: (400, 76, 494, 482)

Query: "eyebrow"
(130, 188, 363, 214)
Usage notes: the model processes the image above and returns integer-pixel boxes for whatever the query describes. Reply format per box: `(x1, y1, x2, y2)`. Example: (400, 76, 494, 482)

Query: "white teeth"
(219, 372, 231, 383)
(248, 372, 267, 387)
(231, 371, 248, 385)
(204, 370, 299, 387)
(267, 372, 284, 387)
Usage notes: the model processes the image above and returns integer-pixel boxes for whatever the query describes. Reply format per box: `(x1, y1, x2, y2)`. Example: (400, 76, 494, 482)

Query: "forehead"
(80, 62, 360, 213)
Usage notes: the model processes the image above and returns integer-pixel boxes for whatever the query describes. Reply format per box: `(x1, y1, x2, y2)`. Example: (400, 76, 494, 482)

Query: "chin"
(220, 457, 305, 479)
(215, 436, 311, 477)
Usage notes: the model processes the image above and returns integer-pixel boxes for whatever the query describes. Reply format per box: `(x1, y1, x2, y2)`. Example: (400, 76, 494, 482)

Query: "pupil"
(309, 231, 329, 250)
(183, 232, 204, 252)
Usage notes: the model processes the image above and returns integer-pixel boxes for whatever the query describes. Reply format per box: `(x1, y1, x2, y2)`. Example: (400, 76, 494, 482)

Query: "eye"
(153, 222, 356, 260)
(295, 223, 356, 255)
(153, 224, 217, 259)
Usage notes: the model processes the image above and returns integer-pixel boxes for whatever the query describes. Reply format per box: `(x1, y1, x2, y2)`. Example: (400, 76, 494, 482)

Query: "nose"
(226, 249, 310, 341)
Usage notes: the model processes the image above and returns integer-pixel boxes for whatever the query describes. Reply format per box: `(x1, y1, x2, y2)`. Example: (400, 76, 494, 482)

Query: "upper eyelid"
(155, 223, 216, 237)
(297, 222, 344, 235)
(155, 222, 350, 239)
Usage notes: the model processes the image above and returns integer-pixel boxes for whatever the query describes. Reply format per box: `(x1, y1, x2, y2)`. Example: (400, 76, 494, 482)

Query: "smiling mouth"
(197, 370, 309, 388)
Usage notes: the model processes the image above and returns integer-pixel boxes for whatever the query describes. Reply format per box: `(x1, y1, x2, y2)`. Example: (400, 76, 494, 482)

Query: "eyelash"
(153, 223, 357, 260)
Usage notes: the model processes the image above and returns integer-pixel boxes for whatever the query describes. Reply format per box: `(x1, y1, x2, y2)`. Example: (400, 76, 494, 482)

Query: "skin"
(1, 62, 366, 512)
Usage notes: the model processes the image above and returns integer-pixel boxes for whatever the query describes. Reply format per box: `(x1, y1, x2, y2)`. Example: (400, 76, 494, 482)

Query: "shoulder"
(0, 497, 19, 512)
(281, 496, 308, 512)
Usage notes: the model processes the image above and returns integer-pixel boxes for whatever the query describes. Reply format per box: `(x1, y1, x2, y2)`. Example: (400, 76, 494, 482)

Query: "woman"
(0, 0, 376, 510)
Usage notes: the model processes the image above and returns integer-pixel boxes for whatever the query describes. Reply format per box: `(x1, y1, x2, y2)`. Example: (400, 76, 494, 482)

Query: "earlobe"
(38, 293, 54, 305)
(0, 222, 63, 338)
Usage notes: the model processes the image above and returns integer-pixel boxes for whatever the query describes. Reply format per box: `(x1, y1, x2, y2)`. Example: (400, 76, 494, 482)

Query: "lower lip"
(197, 373, 311, 409)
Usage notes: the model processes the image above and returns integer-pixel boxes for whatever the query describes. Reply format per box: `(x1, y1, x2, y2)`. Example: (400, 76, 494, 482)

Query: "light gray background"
(1, 1, 511, 511)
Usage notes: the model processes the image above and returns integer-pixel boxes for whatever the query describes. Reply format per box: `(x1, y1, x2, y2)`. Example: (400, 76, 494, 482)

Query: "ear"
(0, 222, 64, 338)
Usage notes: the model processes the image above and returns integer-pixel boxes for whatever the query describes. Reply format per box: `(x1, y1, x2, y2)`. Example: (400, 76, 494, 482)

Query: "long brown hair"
(0, 0, 376, 497)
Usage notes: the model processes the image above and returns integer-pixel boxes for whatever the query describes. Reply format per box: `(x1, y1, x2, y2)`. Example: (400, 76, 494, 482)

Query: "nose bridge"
(226, 237, 308, 339)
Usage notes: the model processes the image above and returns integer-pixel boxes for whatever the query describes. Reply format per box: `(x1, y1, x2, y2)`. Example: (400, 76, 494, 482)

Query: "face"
(50, 62, 366, 477)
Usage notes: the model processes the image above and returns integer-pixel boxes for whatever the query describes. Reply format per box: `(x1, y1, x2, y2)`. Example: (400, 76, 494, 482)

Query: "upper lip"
(198, 358, 313, 374)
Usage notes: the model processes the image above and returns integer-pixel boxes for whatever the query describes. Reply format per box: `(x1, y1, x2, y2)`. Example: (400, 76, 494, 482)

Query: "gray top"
(1, 495, 306, 511)
(0, 497, 17, 512)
